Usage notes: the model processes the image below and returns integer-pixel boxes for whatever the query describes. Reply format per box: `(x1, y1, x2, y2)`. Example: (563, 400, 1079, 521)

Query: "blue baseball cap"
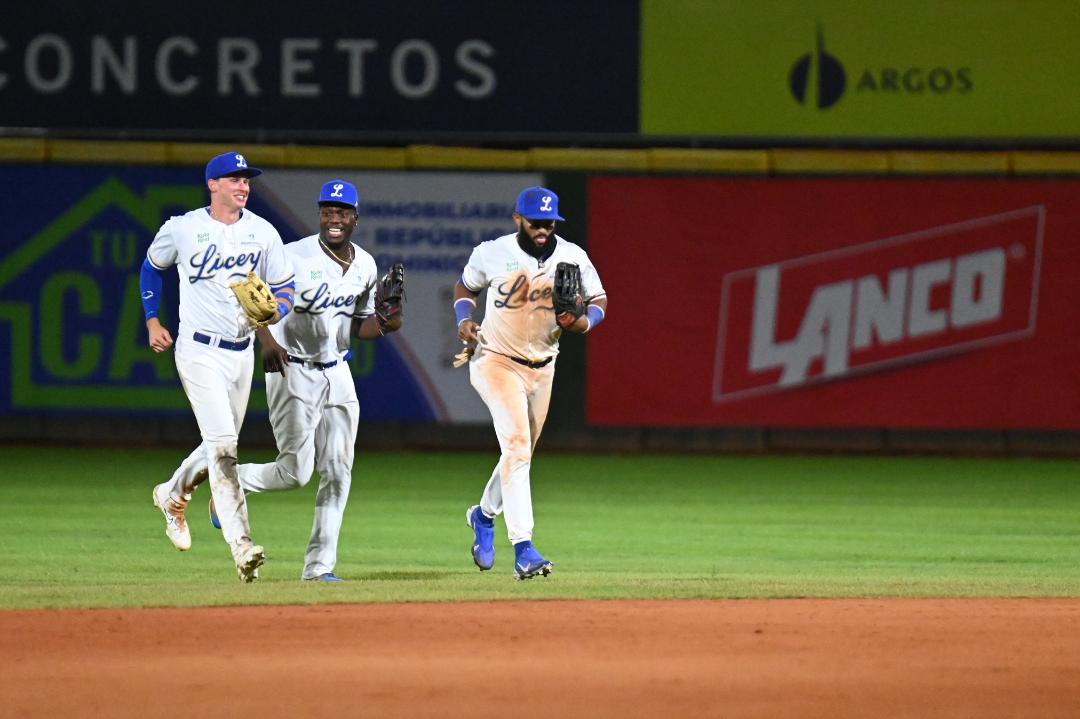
(318, 180, 359, 209)
(515, 186, 565, 221)
(205, 151, 262, 183)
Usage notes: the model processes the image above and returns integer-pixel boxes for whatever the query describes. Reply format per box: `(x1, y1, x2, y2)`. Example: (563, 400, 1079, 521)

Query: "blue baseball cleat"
(209, 497, 221, 530)
(466, 505, 495, 571)
(304, 573, 343, 582)
(513, 541, 553, 581)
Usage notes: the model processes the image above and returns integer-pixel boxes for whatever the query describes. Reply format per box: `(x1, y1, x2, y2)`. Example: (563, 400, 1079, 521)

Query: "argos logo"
(789, 27, 973, 110)
(714, 207, 1044, 402)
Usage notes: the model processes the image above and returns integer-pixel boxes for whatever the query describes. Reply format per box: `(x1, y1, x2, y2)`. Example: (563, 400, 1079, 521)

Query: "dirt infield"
(3, 599, 1079, 718)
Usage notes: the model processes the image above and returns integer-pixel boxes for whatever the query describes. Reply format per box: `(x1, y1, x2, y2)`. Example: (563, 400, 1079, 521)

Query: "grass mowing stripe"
(0, 448, 1077, 609)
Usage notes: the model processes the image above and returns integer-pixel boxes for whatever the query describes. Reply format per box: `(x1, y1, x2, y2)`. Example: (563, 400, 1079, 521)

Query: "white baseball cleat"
(152, 482, 192, 551)
(233, 541, 266, 583)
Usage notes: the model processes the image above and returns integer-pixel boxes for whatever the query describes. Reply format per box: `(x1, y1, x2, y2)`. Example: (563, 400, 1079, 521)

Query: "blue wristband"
(585, 304, 605, 332)
(454, 297, 476, 325)
(272, 280, 295, 320)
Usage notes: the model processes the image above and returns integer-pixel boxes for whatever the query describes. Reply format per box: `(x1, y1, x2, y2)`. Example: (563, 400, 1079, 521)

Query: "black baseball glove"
(553, 262, 585, 328)
(375, 263, 405, 331)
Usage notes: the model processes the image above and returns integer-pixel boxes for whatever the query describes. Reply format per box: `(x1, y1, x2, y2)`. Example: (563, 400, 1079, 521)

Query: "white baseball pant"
(238, 361, 358, 579)
(173, 333, 255, 550)
(469, 350, 555, 544)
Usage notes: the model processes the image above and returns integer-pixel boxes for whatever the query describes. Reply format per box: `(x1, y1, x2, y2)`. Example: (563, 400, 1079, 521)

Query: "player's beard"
(517, 228, 553, 259)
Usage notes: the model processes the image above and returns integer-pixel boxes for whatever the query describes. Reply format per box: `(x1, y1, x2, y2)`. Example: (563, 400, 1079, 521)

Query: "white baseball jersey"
(271, 235, 378, 363)
(147, 208, 292, 340)
(461, 233, 605, 362)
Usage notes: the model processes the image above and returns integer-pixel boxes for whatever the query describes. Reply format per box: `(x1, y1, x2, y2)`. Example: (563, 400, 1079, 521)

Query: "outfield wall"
(1, 141, 1078, 455)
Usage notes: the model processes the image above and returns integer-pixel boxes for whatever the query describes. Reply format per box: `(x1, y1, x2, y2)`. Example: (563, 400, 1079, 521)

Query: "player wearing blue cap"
(454, 186, 608, 580)
(161, 180, 404, 582)
(142, 151, 295, 582)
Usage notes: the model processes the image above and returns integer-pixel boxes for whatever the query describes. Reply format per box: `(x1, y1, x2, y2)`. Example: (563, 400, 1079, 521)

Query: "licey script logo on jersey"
(712, 207, 1044, 402)
(492, 273, 553, 310)
(293, 282, 362, 317)
(187, 243, 262, 283)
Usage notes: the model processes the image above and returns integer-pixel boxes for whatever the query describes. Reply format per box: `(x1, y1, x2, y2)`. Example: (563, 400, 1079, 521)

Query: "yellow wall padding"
(889, 151, 1010, 174)
(164, 142, 290, 169)
(49, 140, 169, 164)
(284, 145, 407, 170)
(770, 149, 890, 174)
(406, 145, 529, 170)
(12, 140, 1080, 177)
(527, 148, 650, 171)
(647, 148, 769, 173)
(1010, 151, 1080, 175)
(0, 138, 47, 162)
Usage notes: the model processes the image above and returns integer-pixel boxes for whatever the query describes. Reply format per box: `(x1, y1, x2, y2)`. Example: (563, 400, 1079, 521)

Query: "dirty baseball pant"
(469, 351, 555, 545)
(172, 332, 255, 554)
(238, 361, 358, 579)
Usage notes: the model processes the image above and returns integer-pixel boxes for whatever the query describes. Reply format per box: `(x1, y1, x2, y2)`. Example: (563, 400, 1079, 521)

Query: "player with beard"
(453, 186, 608, 580)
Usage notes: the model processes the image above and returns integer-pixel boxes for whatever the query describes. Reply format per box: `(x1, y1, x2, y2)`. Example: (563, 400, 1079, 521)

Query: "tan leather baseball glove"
(229, 272, 277, 328)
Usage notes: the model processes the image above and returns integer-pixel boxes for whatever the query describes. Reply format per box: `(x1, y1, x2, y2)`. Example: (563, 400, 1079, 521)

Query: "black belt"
(509, 356, 553, 369)
(288, 355, 338, 370)
(193, 332, 250, 351)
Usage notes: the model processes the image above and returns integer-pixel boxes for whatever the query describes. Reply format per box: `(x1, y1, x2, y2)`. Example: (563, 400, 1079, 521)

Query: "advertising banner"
(0, 165, 537, 422)
(587, 177, 1080, 429)
(642, 0, 1080, 140)
(2, 1, 638, 135)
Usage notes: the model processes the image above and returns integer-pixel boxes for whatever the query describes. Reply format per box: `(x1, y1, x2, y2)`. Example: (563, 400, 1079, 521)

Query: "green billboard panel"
(642, 0, 1080, 140)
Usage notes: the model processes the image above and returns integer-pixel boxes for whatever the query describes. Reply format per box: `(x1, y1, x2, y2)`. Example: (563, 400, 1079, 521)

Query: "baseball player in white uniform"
(455, 186, 607, 580)
(142, 151, 295, 583)
(163, 180, 403, 582)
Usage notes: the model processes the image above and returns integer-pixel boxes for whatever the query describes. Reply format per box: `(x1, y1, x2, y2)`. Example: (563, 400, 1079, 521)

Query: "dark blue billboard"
(2, 1, 640, 135)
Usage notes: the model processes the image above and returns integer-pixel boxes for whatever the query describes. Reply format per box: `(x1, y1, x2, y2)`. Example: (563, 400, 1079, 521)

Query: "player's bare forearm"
(256, 327, 289, 373)
(453, 281, 479, 303)
(381, 315, 403, 334)
(146, 317, 174, 353)
(353, 315, 401, 340)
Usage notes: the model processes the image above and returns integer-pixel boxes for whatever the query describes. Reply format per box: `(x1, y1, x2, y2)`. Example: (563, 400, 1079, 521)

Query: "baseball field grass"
(0, 446, 1078, 609)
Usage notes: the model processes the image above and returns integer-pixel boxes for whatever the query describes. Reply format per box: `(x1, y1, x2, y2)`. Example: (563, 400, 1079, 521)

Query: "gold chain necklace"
(319, 237, 354, 267)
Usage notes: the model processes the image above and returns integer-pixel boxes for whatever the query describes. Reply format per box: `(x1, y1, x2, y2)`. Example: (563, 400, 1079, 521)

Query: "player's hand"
(257, 330, 289, 374)
(458, 319, 480, 343)
(556, 311, 581, 331)
(147, 319, 174, 353)
(380, 314, 403, 334)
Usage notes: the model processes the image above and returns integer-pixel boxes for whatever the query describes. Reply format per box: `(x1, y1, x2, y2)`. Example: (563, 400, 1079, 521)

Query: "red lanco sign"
(587, 178, 1080, 429)
(715, 207, 1043, 402)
